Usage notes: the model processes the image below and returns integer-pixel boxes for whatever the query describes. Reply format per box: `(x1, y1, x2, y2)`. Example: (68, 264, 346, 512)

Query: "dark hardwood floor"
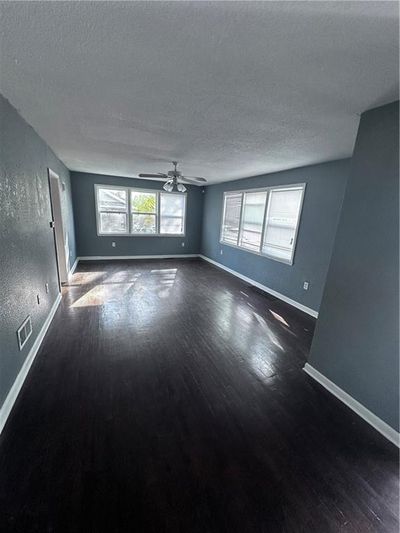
(0, 259, 398, 533)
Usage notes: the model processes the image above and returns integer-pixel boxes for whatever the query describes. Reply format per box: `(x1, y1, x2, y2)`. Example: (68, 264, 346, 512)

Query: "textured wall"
(0, 94, 76, 409)
(308, 101, 399, 431)
(201, 159, 349, 312)
(71, 172, 204, 257)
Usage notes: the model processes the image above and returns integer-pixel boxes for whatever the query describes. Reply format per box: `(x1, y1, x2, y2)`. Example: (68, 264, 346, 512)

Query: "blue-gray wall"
(71, 172, 204, 257)
(308, 101, 399, 432)
(201, 159, 350, 313)
(0, 94, 76, 409)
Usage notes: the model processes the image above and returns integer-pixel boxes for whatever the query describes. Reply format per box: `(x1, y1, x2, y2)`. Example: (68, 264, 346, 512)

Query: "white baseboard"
(199, 254, 318, 318)
(74, 253, 318, 318)
(68, 257, 79, 278)
(0, 293, 62, 435)
(303, 363, 399, 447)
(78, 254, 199, 261)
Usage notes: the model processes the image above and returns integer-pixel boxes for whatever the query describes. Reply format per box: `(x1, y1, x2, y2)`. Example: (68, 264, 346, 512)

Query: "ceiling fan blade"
(181, 176, 207, 183)
(138, 173, 167, 178)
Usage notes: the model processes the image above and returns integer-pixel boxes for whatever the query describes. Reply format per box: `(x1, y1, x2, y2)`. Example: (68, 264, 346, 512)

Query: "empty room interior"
(0, 1, 399, 532)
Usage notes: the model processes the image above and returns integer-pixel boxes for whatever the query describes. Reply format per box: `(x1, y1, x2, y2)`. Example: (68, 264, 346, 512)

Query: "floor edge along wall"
(304, 363, 399, 447)
(0, 293, 62, 434)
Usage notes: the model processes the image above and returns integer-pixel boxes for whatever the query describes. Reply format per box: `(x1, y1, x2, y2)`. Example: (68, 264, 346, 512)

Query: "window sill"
(97, 233, 186, 238)
(219, 240, 294, 266)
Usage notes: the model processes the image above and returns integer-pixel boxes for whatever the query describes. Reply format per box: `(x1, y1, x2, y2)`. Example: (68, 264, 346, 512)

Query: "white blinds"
(160, 193, 186, 234)
(220, 185, 304, 264)
(262, 187, 303, 262)
(239, 191, 267, 251)
(221, 193, 243, 245)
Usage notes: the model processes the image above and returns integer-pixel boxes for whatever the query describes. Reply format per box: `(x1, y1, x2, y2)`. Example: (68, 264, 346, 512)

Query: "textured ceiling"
(0, 1, 398, 184)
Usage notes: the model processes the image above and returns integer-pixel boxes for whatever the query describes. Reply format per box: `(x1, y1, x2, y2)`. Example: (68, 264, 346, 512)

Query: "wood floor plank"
(0, 259, 398, 532)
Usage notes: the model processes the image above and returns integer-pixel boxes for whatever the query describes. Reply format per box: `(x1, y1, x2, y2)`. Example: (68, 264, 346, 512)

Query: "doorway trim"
(48, 168, 69, 285)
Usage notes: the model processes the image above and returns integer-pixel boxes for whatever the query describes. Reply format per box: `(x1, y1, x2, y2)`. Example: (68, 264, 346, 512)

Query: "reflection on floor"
(0, 258, 398, 532)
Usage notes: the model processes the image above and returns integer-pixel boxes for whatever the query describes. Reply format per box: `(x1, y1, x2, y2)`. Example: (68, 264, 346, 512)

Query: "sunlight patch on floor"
(69, 271, 107, 286)
(151, 268, 177, 298)
(71, 281, 136, 307)
(269, 310, 290, 328)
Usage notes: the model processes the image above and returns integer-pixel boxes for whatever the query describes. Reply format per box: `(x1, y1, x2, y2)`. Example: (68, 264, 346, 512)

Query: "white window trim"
(219, 183, 306, 265)
(95, 184, 187, 237)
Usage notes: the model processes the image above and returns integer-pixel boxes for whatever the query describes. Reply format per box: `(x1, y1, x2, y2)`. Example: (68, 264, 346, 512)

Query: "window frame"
(159, 192, 187, 236)
(219, 183, 306, 265)
(95, 184, 187, 237)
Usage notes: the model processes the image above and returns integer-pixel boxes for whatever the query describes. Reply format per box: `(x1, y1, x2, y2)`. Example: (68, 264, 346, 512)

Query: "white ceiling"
(0, 1, 398, 184)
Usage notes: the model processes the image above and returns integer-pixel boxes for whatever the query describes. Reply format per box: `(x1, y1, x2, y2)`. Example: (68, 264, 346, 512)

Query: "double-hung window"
(160, 193, 186, 235)
(95, 185, 186, 236)
(239, 191, 268, 252)
(220, 192, 242, 245)
(220, 184, 305, 264)
(96, 186, 128, 234)
(131, 191, 157, 234)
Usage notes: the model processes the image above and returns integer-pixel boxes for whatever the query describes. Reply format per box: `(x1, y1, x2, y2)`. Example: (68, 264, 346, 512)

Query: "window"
(221, 192, 242, 245)
(220, 184, 305, 264)
(262, 187, 304, 263)
(160, 193, 186, 235)
(131, 191, 157, 234)
(239, 191, 267, 251)
(97, 187, 128, 234)
(95, 185, 186, 236)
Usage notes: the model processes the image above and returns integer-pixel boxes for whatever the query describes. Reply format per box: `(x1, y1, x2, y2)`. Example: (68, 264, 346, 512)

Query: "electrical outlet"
(37, 294, 40, 304)
(303, 281, 309, 291)
(112, 241, 116, 248)
(45, 283, 49, 294)
(181, 242, 185, 247)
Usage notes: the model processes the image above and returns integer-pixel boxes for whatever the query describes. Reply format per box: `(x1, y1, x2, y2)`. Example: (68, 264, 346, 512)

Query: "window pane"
(160, 193, 185, 217)
(262, 187, 303, 262)
(221, 193, 242, 245)
(160, 193, 185, 234)
(98, 188, 127, 212)
(131, 191, 156, 213)
(239, 192, 267, 251)
(131, 214, 156, 234)
(99, 212, 127, 234)
(160, 216, 184, 234)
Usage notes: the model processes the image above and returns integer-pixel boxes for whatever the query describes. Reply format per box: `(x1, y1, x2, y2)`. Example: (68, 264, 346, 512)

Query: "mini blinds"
(239, 191, 267, 251)
(220, 192, 242, 245)
(262, 187, 304, 262)
(95, 185, 186, 236)
(220, 184, 305, 264)
(160, 193, 186, 235)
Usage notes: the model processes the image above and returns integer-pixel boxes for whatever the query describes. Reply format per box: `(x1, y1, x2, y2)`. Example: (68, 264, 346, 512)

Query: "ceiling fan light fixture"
(139, 162, 206, 191)
(163, 180, 173, 192)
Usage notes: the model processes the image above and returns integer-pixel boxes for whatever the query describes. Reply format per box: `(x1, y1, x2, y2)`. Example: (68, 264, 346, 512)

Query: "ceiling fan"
(138, 161, 207, 192)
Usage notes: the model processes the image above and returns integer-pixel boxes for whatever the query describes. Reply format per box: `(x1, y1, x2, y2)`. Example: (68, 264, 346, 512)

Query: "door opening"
(48, 168, 69, 286)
